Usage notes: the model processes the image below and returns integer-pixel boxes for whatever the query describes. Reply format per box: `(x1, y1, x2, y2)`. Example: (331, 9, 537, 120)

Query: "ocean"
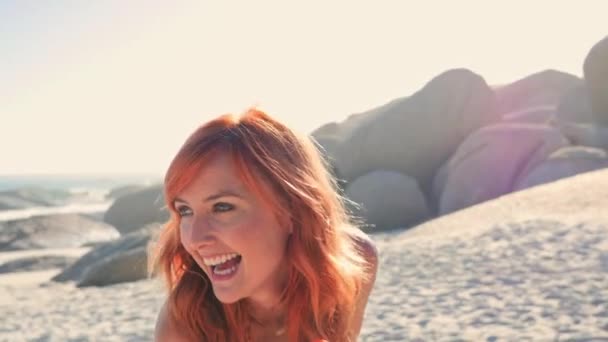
(0, 174, 160, 192)
(0, 173, 161, 222)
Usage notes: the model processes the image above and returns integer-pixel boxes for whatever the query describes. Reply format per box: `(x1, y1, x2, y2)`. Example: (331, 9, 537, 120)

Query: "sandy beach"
(2, 170, 608, 341)
(1, 223, 606, 341)
(5, 158, 608, 340)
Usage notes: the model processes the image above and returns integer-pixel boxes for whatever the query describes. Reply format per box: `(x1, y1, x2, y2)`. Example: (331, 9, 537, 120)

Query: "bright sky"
(1, 1, 606, 175)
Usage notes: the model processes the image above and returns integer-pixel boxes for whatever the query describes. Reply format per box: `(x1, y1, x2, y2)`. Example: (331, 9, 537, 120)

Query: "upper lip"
(199, 252, 239, 258)
(196, 252, 241, 275)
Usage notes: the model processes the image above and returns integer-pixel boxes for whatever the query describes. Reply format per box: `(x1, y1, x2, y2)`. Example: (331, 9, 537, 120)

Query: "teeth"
(203, 253, 239, 266)
(213, 265, 237, 275)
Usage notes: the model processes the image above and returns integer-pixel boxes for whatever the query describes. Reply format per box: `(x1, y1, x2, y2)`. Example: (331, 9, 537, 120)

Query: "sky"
(1, 1, 606, 176)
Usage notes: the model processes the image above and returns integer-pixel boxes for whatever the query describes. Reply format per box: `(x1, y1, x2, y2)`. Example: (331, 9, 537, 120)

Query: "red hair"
(150, 108, 371, 341)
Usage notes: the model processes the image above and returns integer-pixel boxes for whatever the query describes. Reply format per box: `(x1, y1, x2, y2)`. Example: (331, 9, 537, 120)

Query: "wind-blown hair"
(150, 108, 371, 341)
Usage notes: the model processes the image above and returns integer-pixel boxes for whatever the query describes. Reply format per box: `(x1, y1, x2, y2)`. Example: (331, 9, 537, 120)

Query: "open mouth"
(210, 254, 242, 278)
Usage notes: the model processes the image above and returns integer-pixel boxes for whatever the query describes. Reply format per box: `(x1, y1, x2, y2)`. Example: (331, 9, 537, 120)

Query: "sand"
(0, 263, 164, 342)
(2, 170, 608, 341)
(366, 221, 608, 341)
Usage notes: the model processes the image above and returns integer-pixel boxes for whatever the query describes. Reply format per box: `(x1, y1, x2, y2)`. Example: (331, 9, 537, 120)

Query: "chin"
(213, 289, 244, 304)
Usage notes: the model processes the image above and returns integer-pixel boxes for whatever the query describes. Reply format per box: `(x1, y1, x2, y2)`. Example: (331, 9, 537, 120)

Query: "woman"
(151, 108, 378, 341)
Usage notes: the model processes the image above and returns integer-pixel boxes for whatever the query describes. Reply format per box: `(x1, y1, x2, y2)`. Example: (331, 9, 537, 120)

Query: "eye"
(213, 202, 234, 213)
(176, 205, 193, 217)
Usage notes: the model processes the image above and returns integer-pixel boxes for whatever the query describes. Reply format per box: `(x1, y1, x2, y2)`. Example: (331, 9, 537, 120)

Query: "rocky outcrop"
(501, 105, 556, 124)
(556, 122, 608, 149)
(103, 184, 168, 235)
(494, 69, 582, 114)
(52, 223, 161, 287)
(345, 171, 430, 231)
(556, 84, 594, 124)
(315, 69, 498, 191)
(583, 35, 608, 124)
(436, 123, 568, 215)
(513, 146, 608, 190)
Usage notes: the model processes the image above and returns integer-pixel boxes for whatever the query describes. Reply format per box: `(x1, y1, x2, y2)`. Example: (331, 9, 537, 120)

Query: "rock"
(311, 105, 393, 179)
(0, 255, 77, 274)
(438, 123, 568, 215)
(556, 122, 608, 149)
(77, 246, 148, 287)
(494, 69, 583, 114)
(556, 84, 594, 124)
(550, 145, 608, 159)
(52, 223, 162, 286)
(345, 170, 431, 232)
(310, 132, 346, 190)
(501, 105, 556, 124)
(404, 168, 608, 242)
(103, 184, 168, 235)
(583, 35, 608, 123)
(0, 214, 120, 251)
(430, 158, 450, 215)
(514, 146, 608, 191)
(312, 121, 341, 140)
(320, 69, 497, 190)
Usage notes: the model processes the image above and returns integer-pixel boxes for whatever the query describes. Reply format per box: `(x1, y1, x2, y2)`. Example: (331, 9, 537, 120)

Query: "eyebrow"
(173, 189, 244, 205)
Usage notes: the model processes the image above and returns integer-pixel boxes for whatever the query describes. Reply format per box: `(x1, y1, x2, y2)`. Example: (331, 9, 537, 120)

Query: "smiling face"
(174, 152, 292, 305)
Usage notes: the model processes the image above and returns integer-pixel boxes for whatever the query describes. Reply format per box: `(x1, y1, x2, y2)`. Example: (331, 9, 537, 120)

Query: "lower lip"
(210, 261, 241, 282)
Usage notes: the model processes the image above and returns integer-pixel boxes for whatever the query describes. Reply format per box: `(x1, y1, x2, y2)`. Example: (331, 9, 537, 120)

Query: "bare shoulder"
(155, 300, 192, 342)
(345, 228, 378, 338)
(348, 228, 379, 269)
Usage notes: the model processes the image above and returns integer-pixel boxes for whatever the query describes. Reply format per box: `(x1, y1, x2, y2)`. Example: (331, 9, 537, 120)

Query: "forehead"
(178, 153, 248, 199)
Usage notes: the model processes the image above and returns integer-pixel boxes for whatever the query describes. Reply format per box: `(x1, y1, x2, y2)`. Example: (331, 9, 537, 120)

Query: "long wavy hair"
(150, 108, 371, 341)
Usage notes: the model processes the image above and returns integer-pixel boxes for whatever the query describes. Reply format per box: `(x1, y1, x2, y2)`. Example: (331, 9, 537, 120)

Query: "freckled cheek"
(246, 220, 287, 256)
(178, 222, 194, 250)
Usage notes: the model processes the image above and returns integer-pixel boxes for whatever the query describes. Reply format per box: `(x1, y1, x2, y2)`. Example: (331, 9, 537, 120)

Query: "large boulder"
(584, 35, 608, 123)
(77, 247, 148, 287)
(437, 123, 568, 215)
(311, 101, 400, 169)
(514, 146, 608, 191)
(52, 223, 162, 287)
(345, 170, 431, 232)
(103, 184, 168, 235)
(0, 214, 119, 251)
(494, 69, 583, 114)
(501, 105, 556, 124)
(319, 69, 497, 190)
(556, 121, 608, 149)
(556, 84, 594, 124)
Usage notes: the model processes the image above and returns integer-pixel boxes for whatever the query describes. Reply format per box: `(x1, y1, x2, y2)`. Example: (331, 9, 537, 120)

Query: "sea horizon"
(0, 173, 162, 192)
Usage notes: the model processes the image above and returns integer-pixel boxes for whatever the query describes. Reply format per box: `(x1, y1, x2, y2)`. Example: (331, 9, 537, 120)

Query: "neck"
(245, 258, 291, 336)
(246, 298, 288, 338)
(247, 261, 290, 324)
(247, 296, 286, 324)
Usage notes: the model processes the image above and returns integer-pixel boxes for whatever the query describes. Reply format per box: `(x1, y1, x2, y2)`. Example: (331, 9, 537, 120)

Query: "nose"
(183, 215, 217, 249)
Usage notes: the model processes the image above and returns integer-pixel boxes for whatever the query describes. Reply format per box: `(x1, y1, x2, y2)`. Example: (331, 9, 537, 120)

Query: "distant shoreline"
(0, 173, 162, 192)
